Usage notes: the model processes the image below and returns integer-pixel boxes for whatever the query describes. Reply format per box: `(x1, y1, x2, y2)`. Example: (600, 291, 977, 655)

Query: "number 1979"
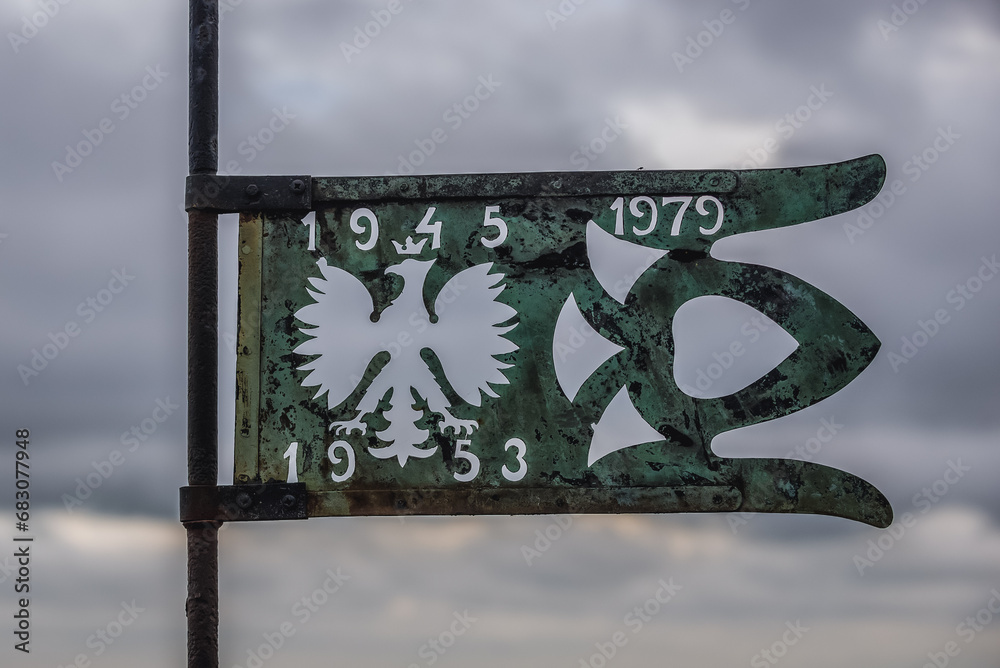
(609, 195, 724, 238)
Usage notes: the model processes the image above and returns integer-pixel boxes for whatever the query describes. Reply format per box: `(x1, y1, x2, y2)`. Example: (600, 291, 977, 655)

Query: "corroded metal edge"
(723, 458, 893, 528)
(301, 455, 892, 528)
(724, 153, 886, 234)
(312, 169, 738, 204)
(189, 155, 884, 218)
(307, 485, 742, 517)
(307, 154, 883, 218)
(234, 213, 263, 483)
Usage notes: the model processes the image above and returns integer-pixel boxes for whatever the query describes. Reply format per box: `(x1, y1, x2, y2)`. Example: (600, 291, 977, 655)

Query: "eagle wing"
(428, 263, 518, 407)
(293, 258, 382, 410)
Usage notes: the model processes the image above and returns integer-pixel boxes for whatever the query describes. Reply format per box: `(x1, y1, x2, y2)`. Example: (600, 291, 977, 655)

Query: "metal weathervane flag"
(224, 155, 893, 527)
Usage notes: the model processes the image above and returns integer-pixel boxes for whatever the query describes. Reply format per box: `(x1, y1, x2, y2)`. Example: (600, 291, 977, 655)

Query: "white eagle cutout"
(293, 257, 518, 466)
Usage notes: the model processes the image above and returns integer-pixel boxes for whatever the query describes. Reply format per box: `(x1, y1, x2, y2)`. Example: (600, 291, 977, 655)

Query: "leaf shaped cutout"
(586, 221, 667, 304)
(672, 295, 798, 400)
(553, 293, 625, 402)
(588, 386, 665, 467)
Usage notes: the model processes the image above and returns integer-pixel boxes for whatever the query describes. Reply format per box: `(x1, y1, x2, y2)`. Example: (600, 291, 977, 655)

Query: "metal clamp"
(185, 175, 312, 213)
(180, 483, 309, 522)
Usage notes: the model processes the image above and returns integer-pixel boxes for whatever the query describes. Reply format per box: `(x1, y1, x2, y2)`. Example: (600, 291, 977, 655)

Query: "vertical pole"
(187, 1, 220, 668)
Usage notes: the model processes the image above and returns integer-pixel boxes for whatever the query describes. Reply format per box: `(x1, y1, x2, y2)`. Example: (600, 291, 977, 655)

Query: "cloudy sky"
(2, 0, 1000, 666)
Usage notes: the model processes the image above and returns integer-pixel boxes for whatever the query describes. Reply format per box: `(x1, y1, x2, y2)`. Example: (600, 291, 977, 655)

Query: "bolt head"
(281, 494, 297, 509)
(245, 184, 260, 199)
(290, 179, 305, 193)
(236, 492, 252, 508)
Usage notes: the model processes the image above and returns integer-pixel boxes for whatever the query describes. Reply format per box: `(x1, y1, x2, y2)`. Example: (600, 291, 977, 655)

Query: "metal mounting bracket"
(180, 483, 309, 522)
(185, 174, 312, 213)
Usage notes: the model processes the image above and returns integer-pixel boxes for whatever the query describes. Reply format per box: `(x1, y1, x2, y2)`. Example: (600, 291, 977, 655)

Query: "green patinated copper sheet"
(235, 155, 892, 527)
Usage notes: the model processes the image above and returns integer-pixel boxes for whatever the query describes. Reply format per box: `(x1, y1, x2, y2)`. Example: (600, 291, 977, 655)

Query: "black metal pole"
(189, 0, 219, 177)
(187, 1, 220, 667)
